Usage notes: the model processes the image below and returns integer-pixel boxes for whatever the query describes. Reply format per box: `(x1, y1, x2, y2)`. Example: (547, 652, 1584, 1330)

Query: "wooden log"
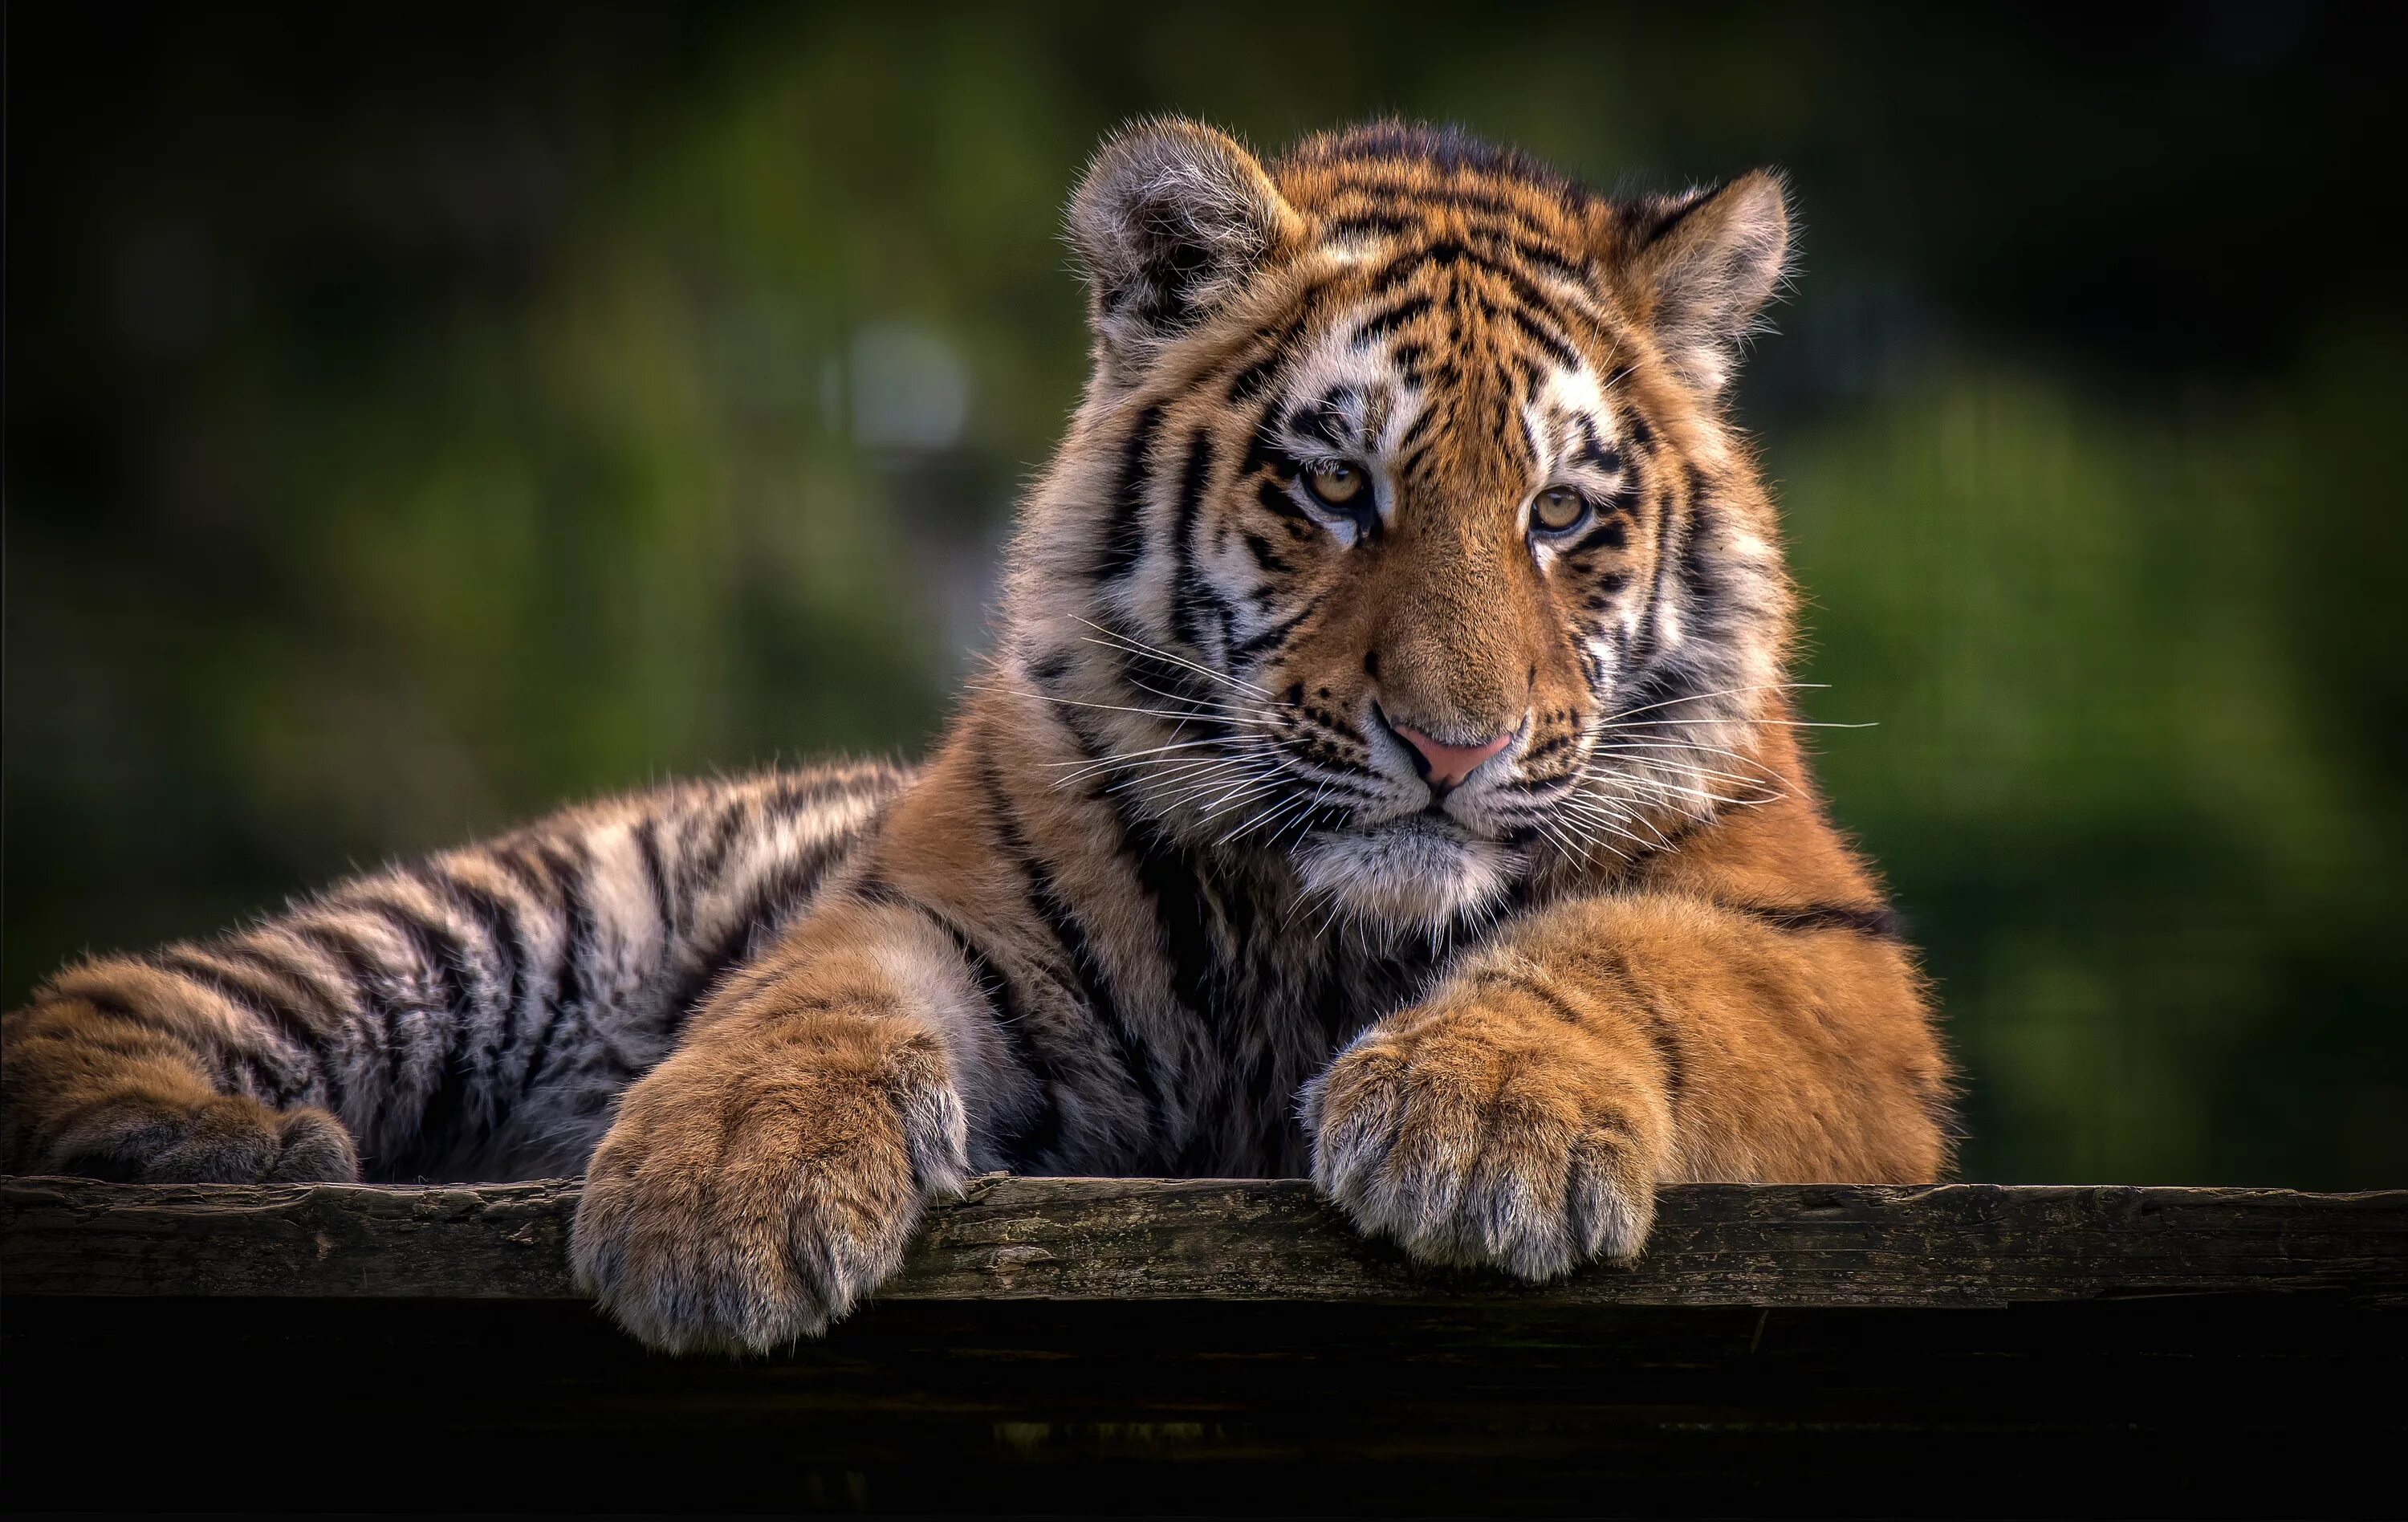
(5, 1174, 2402, 1306)
(6, 1174, 2402, 1514)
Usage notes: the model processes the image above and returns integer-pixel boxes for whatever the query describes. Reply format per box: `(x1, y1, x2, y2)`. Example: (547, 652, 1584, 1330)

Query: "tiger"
(2, 119, 1952, 1353)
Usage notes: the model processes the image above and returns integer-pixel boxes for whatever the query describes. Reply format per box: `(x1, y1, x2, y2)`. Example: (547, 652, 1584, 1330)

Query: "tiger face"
(1015, 121, 1795, 932)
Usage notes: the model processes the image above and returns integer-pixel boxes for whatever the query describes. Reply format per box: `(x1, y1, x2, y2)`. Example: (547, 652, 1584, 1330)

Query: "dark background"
(8, 3, 2403, 1185)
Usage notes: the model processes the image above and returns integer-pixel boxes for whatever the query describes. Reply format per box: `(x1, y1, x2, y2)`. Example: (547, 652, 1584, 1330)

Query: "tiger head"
(1009, 120, 1797, 933)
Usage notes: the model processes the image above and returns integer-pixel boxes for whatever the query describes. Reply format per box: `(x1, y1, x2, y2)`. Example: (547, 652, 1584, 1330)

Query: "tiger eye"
(1308, 462, 1365, 507)
(1533, 486, 1588, 532)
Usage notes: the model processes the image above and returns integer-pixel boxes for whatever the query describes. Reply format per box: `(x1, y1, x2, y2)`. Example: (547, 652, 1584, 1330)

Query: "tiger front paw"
(1301, 980, 1670, 1280)
(569, 1017, 970, 1354)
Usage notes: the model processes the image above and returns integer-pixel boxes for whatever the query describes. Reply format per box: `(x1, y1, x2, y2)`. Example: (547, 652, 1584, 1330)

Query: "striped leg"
(569, 893, 1003, 1353)
(0, 763, 908, 1183)
(1304, 890, 1950, 1279)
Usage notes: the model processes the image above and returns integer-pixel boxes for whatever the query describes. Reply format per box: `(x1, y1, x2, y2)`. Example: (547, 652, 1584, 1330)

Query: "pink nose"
(1391, 722, 1513, 791)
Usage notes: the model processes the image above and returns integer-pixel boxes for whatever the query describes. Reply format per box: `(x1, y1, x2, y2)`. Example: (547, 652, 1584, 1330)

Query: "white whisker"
(994, 687, 1285, 733)
(1596, 682, 1822, 726)
(1073, 619, 1281, 700)
(1121, 677, 1290, 725)
(1043, 735, 1230, 771)
(1597, 715, 1874, 732)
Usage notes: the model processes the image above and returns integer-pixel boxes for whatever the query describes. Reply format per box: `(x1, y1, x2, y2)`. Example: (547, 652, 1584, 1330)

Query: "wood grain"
(5, 1174, 2402, 1305)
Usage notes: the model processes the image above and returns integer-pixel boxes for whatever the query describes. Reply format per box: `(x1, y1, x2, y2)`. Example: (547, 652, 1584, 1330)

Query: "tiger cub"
(2, 120, 1951, 1352)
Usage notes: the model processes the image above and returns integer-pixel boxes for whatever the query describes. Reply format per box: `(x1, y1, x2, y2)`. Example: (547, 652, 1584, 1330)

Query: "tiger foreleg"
(1300, 948, 1669, 1278)
(568, 895, 990, 1353)
(1303, 892, 1949, 1277)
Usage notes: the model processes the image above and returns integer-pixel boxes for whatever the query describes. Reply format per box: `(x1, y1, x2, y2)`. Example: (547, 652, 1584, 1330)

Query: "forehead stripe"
(1322, 211, 1411, 239)
(1498, 301, 1581, 370)
(1333, 176, 1558, 225)
(1350, 293, 1434, 348)
(1366, 241, 1592, 357)
(1222, 271, 1350, 402)
(1367, 237, 1479, 295)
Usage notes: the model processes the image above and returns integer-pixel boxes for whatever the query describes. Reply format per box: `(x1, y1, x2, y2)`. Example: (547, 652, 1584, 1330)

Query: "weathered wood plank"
(5, 1174, 2402, 1305)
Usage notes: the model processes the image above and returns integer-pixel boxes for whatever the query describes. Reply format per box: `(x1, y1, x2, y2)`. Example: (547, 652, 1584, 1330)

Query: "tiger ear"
(1613, 170, 1791, 396)
(1068, 118, 1301, 377)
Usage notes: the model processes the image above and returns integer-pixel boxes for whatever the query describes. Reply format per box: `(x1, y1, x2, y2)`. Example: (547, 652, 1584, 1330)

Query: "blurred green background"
(8, 4, 2403, 1184)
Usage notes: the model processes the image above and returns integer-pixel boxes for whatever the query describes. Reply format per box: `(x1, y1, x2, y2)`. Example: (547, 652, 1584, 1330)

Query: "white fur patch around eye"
(1266, 314, 1428, 531)
(1518, 360, 1632, 580)
(1520, 361, 1624, 490)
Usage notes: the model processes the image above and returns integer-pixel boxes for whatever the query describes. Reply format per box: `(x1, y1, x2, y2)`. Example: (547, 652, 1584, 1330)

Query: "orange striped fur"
(3, 121, 1950, 1352)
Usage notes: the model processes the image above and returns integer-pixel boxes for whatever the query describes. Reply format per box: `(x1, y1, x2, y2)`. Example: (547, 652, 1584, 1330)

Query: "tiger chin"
(1295, 816, 1521, 936)
(2, 118, 1953, 1355)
